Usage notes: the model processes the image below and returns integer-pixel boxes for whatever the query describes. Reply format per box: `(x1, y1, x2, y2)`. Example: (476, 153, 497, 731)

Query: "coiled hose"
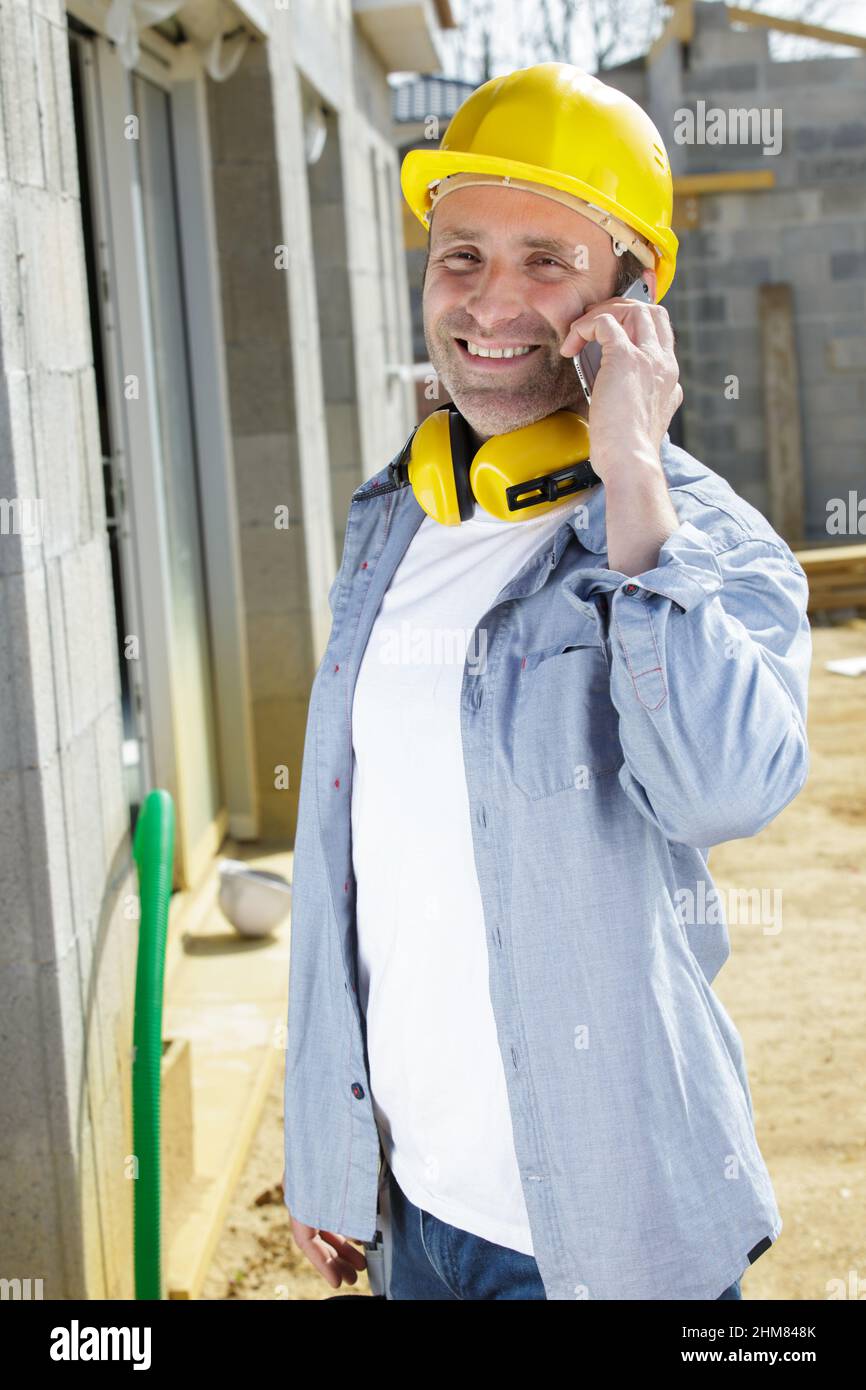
(131, 788, 175, 1300)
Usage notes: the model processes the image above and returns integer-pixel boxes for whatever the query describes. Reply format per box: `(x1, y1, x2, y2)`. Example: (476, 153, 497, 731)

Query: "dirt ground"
(201, 616, 866, 1302)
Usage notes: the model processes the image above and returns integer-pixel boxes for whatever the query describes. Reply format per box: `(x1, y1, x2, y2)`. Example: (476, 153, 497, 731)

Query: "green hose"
(131, 788, 175, 1300)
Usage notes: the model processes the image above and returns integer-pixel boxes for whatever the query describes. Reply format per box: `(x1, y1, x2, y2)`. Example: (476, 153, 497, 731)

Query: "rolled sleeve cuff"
(610, 520, 725, 613)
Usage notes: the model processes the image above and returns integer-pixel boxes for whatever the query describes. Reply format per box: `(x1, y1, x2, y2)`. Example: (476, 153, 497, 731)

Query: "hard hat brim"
(401, 147, 678, 303)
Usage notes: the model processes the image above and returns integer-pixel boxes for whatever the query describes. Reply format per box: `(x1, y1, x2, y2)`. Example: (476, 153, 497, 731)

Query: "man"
(281, 64, 811, 1300)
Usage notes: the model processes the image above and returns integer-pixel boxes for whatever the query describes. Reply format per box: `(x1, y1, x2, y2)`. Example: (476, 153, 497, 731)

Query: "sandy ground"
(200, 616, 866, 1302)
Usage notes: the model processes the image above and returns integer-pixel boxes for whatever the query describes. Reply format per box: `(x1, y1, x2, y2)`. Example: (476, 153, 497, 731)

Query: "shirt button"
(623, 583, 639, 595)
(351, 1082, 365, 1100)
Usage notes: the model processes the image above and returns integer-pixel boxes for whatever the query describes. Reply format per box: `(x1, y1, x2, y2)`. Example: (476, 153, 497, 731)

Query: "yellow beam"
(725, 6, 866, 52)
(673, 170, 776, 195)
(648, 0, 694, 66)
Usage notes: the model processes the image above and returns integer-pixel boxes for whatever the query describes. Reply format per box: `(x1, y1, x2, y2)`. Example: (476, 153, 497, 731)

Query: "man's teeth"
(464, 340, 534, 358)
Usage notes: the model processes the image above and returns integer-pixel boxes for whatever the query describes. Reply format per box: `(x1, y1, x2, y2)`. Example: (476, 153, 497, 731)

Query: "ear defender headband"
(387, 406, 602, 526)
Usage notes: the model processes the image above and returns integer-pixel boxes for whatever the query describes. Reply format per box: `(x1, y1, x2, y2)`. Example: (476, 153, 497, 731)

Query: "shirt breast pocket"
(512, 639, 623, 799)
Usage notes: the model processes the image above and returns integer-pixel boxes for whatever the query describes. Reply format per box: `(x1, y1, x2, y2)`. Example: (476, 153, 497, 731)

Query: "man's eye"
(444, 250, 479, 264)
(533, 256, 563, 268)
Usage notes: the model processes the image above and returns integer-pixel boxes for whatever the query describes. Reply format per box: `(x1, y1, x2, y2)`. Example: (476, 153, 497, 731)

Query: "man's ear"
(643, 266, 659, 303)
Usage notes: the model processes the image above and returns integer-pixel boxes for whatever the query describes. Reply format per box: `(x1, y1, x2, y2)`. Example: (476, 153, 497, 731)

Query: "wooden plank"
(759, 283, 806, 547)
(648, 0, 695, 65)
(725, 5, 866, 52)
(673, 171, 776, 195)
(792, 542, 866, 614)
(793, 544, 866, 567)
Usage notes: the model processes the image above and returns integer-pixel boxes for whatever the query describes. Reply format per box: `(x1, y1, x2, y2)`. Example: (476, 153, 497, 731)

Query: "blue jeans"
(386, 1167, 743, 1300)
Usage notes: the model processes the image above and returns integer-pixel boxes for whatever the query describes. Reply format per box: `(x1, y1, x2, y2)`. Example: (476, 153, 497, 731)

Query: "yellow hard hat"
(401, 62, 679, 303)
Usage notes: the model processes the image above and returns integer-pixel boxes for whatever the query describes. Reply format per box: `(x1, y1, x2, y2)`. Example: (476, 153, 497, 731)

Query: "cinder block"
(681, 63, 760, 95)
(35, 369, 82, 559)
(226, 339, 294, 436)
(60, 723, 107, 945)
(85, 536, 120, 714)
(252, 693, 307, 831)
(807, 411, 864, 447)
(19, 188, 82, 370)
(57, 545, 100, 739)
(798, 153, 866, 185)
(226, 252, 288, 341)
(309, 201, 349, 266)
(49, 18, 80, 199)
(766, 55, 866, 88)
(0, 958, 57, 1157)
(827, 337, 866, 371)
(211, 163, 280, 259)
(810, 447, 866, 497)
(32, 0, 65, 22)
(761, 189, 823, 223)
(832, 122, 866, 150)
(803, 380, 865, 417)
(821, 185, 866, 218)
(77, 368, 105, 536)
(232, 431, 300, 527)
(319, 334, 356, 402)
(325, 401, 361, 469)
(56, 198, 91, 368)
(33, 15, 61, 193)
(793, 126, 830, 154)
(795, 280, 866, 321)
(734, 416, 764, 453)
(315, 265, 352, 337)
(93, 699, 128, 874)
(0, 368, 41, 552)
(1, 0, 44, 186)
(240, 517, 309, 616)
(209, 72, 276, 165)
(246, 611, 312, 701)
(330, 459, 363, 519)
(831, 251, 866, 280)
(691, 26, 769, 69)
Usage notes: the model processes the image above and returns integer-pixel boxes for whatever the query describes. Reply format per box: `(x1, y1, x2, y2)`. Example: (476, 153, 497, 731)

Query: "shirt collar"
(356, 431, 673, 559)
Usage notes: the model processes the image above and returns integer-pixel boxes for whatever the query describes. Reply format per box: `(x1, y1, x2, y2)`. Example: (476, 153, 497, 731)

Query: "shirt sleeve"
(599, 519, 812, 848)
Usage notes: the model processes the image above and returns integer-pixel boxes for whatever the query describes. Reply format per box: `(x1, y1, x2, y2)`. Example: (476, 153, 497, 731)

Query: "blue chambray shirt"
(282, 431, 811, 1300)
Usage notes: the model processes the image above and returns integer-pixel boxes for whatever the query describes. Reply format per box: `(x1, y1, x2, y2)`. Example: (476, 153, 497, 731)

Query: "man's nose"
(462, 262, 527, 332)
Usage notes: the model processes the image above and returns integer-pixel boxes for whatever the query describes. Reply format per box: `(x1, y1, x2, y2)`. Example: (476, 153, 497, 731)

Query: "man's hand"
(289, 1212, 369, 1290)
(560, 297, 683, 482)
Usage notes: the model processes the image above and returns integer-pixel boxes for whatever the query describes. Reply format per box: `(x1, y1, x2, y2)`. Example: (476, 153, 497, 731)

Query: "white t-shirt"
(350, 489, 582, 1255)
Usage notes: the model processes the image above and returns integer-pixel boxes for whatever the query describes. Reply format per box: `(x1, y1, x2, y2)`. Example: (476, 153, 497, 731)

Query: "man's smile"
(453, 336, 542, 366)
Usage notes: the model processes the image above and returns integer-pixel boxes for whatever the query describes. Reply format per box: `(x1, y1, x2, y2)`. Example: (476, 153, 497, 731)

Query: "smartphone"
(572, 275, 653, 406)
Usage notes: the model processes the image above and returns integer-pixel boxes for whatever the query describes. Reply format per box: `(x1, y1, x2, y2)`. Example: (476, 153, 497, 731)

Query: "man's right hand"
(289, 1213, 368, 1290)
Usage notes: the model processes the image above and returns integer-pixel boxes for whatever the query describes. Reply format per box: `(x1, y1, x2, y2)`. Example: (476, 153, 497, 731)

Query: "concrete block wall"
(604, 0, 866, 540)
(344, 31, 416, 486)
(0, 0, 137, 1297)
(207, 39, 316, 842)
(206, 12, 413, 840)
(306, 98, 364, 554)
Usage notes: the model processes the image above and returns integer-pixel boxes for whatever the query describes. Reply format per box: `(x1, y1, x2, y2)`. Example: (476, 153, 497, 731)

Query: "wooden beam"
(792, 543, 866, 614)
(759, 283, 805, 547)
(725, 6, 866, 52)
(673, 171, 776, 195)
(648, 0, 694, 66)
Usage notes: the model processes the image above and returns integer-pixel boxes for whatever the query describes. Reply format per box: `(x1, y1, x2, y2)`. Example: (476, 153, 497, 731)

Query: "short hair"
(610, 247, 649, 297)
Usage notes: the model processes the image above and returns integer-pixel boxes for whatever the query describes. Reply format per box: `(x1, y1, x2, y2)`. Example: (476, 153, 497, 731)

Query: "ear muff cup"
(469, 410, 592, 522)
(404, 406, 595, 525)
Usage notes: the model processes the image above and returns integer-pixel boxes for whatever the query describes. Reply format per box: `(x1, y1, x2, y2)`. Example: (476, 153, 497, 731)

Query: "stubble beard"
(425, 320, 588, 439)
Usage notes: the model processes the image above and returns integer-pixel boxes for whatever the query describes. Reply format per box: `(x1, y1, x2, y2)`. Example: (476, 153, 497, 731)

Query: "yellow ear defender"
(386, 406, 601, 525)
